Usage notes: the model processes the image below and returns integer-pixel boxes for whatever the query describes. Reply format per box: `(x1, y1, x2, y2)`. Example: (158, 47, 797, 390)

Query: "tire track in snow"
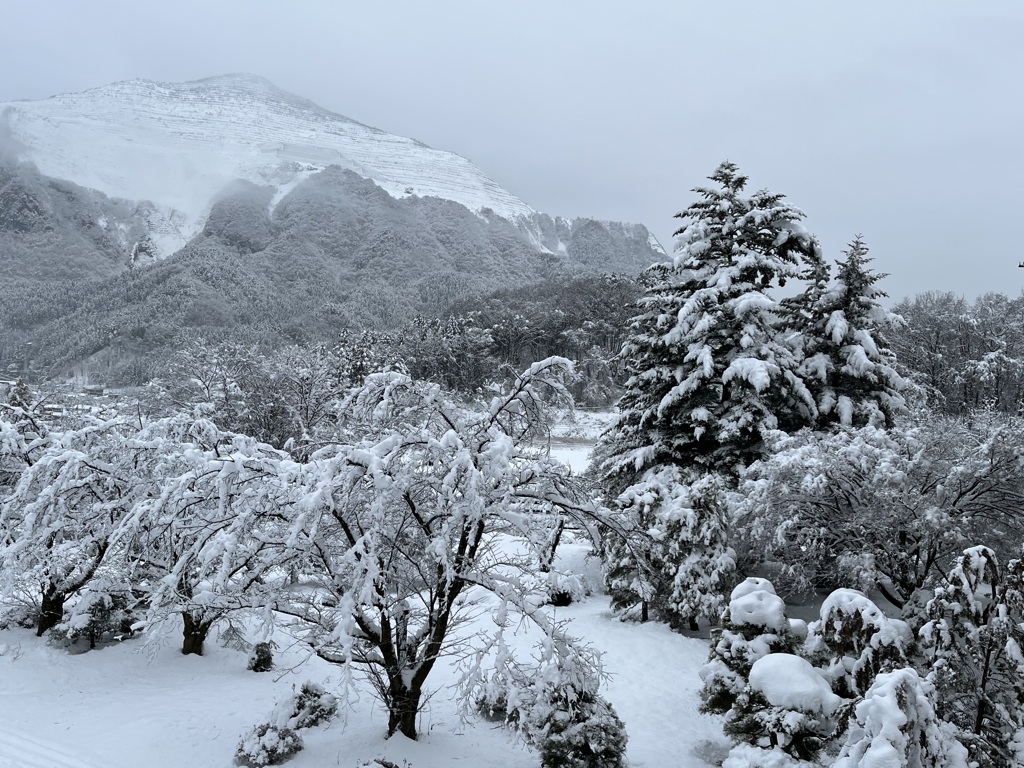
(0, 728, 105, 768)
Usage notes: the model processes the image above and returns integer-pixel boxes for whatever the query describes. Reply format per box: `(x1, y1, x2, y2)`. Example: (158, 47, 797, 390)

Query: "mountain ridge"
(0, 74, 666, 383)
(0, 73, 548, 256)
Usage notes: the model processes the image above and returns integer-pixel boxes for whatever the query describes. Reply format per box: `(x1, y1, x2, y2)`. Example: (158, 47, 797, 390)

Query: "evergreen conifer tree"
(790, 236, 908, 428)
(920, 546, 1024, 768)
(602, 467, 734, 627)
(596, 161, 820, 490)
(834, 668, 970, 768)
(700, 578, 798, 717)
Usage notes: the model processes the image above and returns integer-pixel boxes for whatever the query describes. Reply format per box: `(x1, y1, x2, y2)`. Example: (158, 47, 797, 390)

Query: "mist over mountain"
(0, 75, 665, 381)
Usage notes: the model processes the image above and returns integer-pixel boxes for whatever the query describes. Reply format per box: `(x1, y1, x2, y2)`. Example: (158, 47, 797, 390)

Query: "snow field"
(0, 422, 726, 767)
(0, 579, 724, 767)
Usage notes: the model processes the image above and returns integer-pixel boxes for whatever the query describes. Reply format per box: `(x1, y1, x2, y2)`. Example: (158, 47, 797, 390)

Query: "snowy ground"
(0, 416, 726, 767)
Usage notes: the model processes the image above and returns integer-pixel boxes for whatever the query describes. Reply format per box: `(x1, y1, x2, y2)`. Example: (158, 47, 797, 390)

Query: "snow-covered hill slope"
(0, 74, 538, 256)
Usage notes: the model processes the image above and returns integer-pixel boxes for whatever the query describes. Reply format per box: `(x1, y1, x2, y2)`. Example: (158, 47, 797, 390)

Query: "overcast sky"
(2, 1, 1021, 302)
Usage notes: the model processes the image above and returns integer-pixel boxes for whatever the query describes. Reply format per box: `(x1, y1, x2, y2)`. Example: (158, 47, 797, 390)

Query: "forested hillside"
(0, 163, 662, 383)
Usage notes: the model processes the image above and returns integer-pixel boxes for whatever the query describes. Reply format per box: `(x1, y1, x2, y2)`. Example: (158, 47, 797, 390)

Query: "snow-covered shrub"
(735, 418, 1024, 609)
(920, 546, 1024, 768)
(536, 690, 628, 768)
(234, 723, 303, 767)
(603, 466, 735, 628)
(48, 587, 138, 652)
(273, 681, 338, 730)
(700, 578, 797, 716)
(248, 642, 273, 672)
(728, 653, 841, 761)
(467, 647, 626, 768)
(533, 569, 589, 608)
(834, 667, 969, 768)
(805, 588, 912, 698)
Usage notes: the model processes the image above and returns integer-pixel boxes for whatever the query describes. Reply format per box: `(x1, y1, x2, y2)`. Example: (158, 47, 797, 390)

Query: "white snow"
(729, 584, 787, 631)
(0, 412, 727, 768)
(731, 577, 777, 601)
(722, 357, 774, 393)
(1, 75, 538, 256)
(0, 583, 725, 768)
(748, 654, 841, 716)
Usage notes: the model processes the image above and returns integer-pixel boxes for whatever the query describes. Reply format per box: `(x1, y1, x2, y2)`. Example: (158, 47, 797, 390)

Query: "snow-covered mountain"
(0, 74, 552, 257)
(0, 75, 666, 380)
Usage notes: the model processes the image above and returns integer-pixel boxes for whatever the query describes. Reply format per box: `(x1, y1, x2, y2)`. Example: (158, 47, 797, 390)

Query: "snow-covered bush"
(700, 578, 798, 716)
(542, 569, 589, 608)
(833, 667, 969, 768)
(730, 653, 841, 761)
(805, 588, 912, 698)
(234, 723, 303, 767)
(49, 587, 137, 652)
(603, 466, 735, 628)
(272, 681, 338, 730)
(920, 546, 1024, 768)
(247, 642, 273, 672)
(536, 690, 628, 768)
(733, 417, 1024, 608)
(467, 640, 626, 768)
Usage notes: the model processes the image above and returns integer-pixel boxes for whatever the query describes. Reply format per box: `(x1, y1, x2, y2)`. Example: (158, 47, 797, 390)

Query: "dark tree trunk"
(181, 612, 214, 656)
(386, 682, 423, 740)
(36, 586, 66, 636)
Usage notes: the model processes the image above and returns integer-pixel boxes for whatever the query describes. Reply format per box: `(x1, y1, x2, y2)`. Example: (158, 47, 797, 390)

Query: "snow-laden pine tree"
(700, 578, 799, 718)
(833, 668, 970, 768)
(789, 236, 908, 428)
(920, 546, 1024, 768)
(602, 466, 735, 627)
(596, 161, 820, 490)
(804, 588, 913, 699)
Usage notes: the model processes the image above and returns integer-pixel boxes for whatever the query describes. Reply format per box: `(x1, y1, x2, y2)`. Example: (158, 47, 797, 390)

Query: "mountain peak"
(0, 74, 537, 253)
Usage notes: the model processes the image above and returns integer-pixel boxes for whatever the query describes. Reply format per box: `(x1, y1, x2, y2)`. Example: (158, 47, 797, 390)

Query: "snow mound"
(729, 585, 786, 630)
(730, 577, 776, 601)
(748, 654, 841, 715)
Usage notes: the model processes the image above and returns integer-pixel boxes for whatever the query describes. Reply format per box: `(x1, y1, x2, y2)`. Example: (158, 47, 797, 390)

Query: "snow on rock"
(748, 654, 841, 716)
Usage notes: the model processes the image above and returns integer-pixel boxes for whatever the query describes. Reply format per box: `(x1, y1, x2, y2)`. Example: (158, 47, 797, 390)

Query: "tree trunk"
(386, 682, 423, 740)
(181, 612, 213, 656)
(36, 586, 66, 636)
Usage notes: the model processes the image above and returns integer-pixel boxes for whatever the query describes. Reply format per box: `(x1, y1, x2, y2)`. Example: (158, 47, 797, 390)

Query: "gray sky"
(2, 1, 1021, 302)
